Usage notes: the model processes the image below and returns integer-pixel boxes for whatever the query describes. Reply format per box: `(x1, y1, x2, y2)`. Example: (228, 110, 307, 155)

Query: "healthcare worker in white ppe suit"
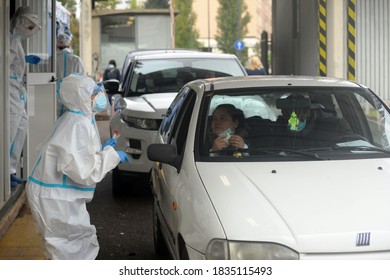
(9, 6, 41, 188)
(26, 74, 129, 260)
(56, 32, 85, 116)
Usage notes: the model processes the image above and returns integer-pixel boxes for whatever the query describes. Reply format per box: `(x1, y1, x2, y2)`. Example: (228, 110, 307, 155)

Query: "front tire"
(153, 198, 168, 255)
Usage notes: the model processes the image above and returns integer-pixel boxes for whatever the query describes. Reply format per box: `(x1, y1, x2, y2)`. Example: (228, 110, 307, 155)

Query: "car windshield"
(128, 58, 244, 96)
(198, 87, 390, 161)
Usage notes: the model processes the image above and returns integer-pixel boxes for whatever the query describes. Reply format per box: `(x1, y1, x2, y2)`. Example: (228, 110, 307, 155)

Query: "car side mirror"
(112, 94, 126, 113)
(147, 144, 180, 171)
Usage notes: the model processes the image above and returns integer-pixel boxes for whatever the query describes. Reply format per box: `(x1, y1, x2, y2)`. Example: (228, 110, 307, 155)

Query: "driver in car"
(274, 93, 354, 148)
(209, 104, 249, 156)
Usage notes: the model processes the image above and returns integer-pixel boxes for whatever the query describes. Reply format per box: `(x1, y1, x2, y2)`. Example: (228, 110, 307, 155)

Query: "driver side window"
(169, 90, 196, 156)
(159, 87, 190, 143)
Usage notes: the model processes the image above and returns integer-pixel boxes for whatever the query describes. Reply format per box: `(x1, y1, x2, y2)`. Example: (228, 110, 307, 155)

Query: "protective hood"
(11, 7, 42, 39)
(196, 159, 390, 253)
(58, 74, 94, 118)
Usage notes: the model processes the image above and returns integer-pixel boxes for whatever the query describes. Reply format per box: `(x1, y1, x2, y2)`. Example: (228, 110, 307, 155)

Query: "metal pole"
(190, 5, 193, 48)
(170, 0, 175, 48)
(208, 0, 210, 51)
(237, 0, 241, 40)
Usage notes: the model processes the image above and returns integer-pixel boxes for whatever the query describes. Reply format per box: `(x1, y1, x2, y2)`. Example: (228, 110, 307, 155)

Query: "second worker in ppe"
(56, 32, 85, 117)
(9, 6, 41, 188)
(26, 74, 129, 260)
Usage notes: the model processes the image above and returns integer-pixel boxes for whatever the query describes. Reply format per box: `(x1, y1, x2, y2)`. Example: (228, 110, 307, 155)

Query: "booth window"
(28, 1, 54, 73)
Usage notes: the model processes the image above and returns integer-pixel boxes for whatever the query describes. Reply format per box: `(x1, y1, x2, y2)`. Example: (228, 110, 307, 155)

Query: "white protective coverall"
(9, 7, 41, 175)
(26, 74, 120, 260)
(56, 48, 85, 79)
(9, 32, 28, 175)
(56, 34, 85, 116)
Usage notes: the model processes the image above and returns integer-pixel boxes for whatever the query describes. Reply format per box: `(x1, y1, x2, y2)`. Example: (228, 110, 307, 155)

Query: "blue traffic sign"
(234, 39, 245, 51)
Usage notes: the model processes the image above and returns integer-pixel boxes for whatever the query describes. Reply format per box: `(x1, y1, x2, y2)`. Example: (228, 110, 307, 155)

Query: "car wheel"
(153, 198, 168, 255)
(112, 167, 123, 196)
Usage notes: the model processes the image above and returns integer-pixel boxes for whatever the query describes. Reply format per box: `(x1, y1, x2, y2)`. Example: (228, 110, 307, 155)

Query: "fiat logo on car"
(356, 232, 371, 246)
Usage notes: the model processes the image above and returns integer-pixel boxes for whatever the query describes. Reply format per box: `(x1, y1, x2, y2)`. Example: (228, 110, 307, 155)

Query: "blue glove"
(102, 138, 117, 150)
(116, 150, 129, 164)
(25, 55, 41, 64)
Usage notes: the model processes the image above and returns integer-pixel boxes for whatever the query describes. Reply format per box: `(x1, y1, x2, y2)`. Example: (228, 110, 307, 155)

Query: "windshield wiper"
(332, 145, 390, 155)
(244, 148, 328, 160)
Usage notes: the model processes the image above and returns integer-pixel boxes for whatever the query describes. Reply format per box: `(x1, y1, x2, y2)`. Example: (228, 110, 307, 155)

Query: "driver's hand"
(228, 135, 245, 149)
(212, 136, 228, 151)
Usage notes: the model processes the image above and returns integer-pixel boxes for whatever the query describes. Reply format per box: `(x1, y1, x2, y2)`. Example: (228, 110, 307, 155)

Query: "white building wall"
(356, 0, 390, 101)
(0, 0, 11, 205)
(327, 0, 347, 79)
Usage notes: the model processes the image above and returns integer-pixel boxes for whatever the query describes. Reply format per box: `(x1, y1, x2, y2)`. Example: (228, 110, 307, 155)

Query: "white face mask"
(91, 83, 108, 113)
(217, 127, 232, 138)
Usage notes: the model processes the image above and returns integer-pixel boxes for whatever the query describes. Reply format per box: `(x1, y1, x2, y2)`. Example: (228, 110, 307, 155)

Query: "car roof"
(120, 49, 202, 82)
(124, 49, 196, 59)
(120, 49, 241, 82)
(190, 75, 365, 91)
(130, 51, 239, 60)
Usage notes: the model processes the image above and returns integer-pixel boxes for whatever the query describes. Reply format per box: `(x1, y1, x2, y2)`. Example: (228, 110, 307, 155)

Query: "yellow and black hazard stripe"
(318, 0, 327, 76)
(347, 0, 356, 81)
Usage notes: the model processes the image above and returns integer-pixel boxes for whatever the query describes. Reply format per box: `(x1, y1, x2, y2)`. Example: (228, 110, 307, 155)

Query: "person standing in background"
(56, 32, 85, 117)
(9, 6, 42, 189)
(245, 55, 267, 75)
(103, 59, 121, 81)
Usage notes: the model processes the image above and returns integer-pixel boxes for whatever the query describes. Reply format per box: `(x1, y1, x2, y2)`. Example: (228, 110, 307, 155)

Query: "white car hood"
(122, 92, 177, 119)
(196, 159, 390, 253)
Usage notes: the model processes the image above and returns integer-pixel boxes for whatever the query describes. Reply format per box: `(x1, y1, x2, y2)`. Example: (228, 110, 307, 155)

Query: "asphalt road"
(87, 119, 169, 260)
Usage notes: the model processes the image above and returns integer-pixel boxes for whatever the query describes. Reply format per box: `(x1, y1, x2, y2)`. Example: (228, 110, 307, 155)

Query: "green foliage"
(70, 17, 80, 55)
(252, 42, 261, 57)
(174, 0, 201, 49)
(144, 0, 169, 9)
(130, 0, 139, 9)
(57, 0, 77, 14)
(95, 0, 119, 9)
(215, 0, 250, 62)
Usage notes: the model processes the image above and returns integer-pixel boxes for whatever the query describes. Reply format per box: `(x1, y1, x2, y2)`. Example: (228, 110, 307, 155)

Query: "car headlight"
(205, 239, 299, 260)
(121, 114, 161, 130)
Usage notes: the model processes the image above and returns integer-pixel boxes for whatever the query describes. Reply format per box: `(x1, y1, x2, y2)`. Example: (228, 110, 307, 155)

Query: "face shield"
(92, 83, 111, 114)
(14, 13, 42, 39)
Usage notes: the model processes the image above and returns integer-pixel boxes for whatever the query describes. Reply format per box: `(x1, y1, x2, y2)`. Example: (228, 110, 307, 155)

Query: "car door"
(154, 87, 196, 253)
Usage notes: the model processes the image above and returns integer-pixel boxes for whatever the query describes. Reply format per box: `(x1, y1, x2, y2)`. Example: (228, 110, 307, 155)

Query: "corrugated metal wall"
(356, 0, 390, 101)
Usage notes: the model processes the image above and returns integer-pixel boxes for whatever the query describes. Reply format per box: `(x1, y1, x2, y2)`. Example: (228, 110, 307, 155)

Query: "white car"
(110, 50, 247, 195)
(147, 75, 390, 260)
